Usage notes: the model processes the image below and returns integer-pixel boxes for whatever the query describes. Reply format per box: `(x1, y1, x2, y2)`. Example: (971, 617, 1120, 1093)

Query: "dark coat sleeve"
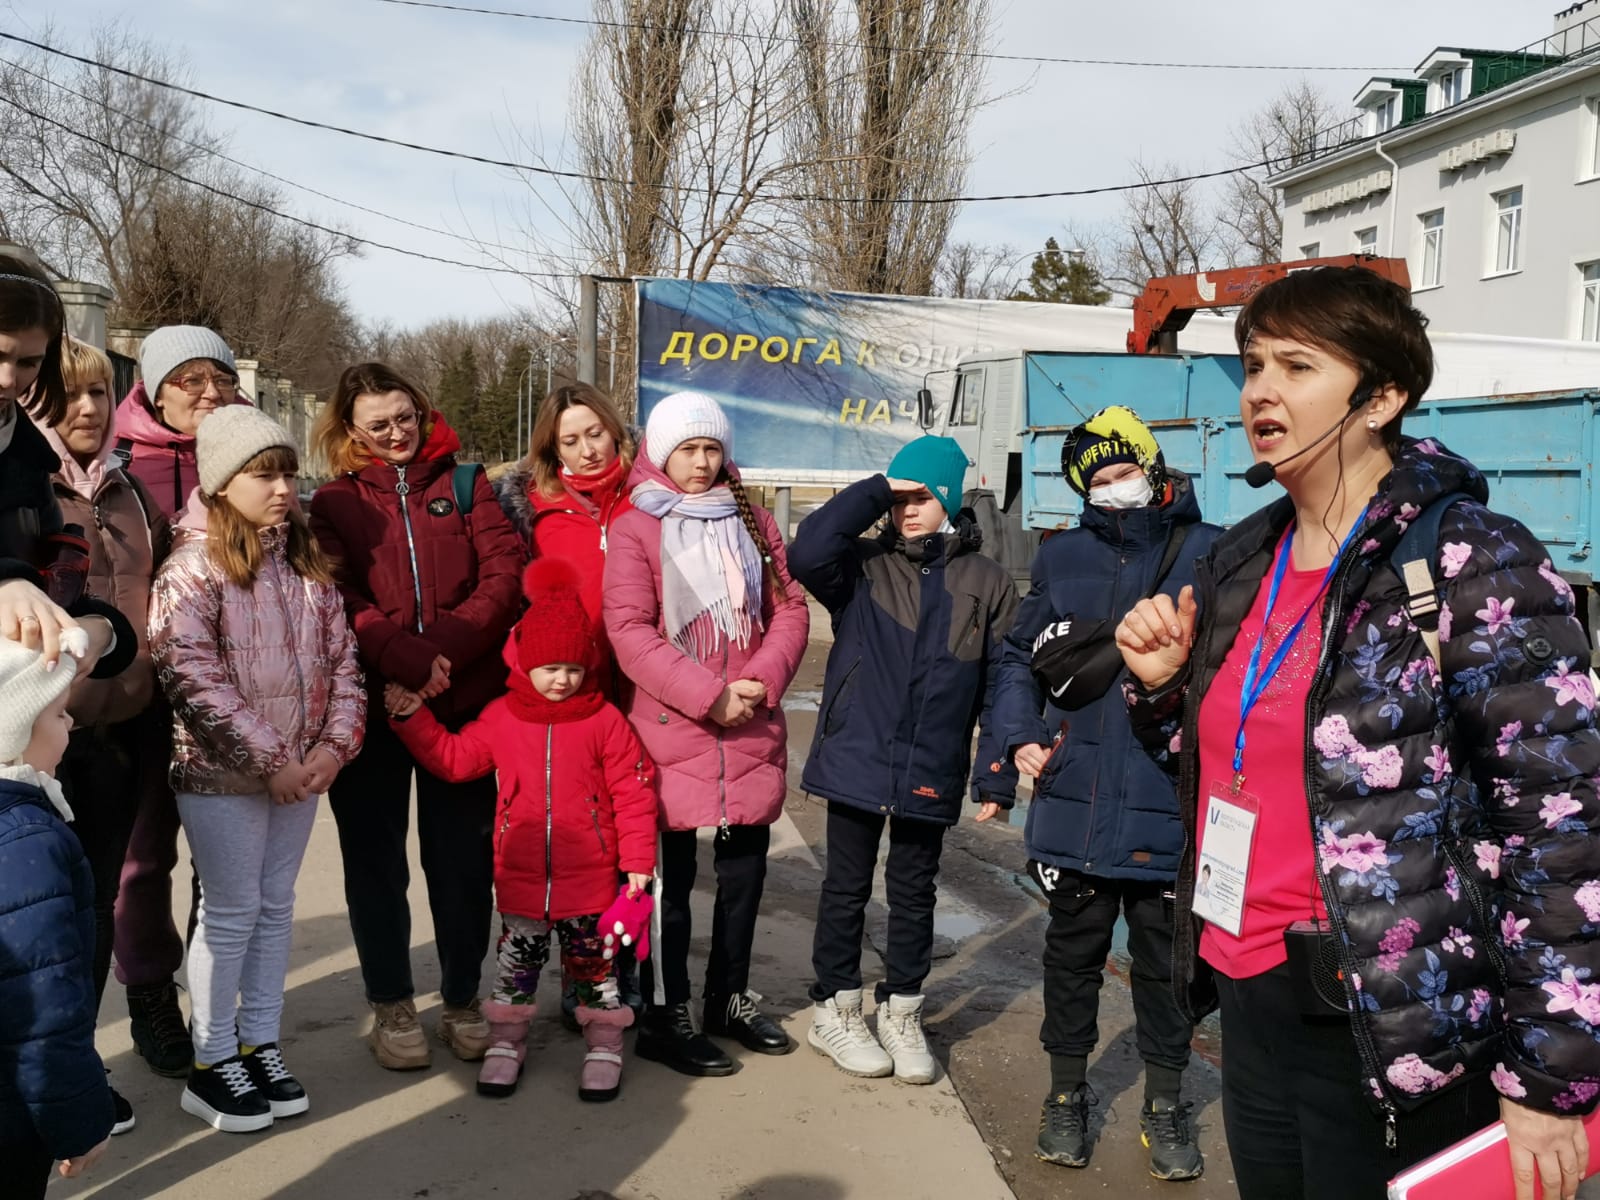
(787, 475, 892, 613)
(1439, 504, 1600, 1113)
(972, 569, 1022, 806)
(0, 815, 113, 1158)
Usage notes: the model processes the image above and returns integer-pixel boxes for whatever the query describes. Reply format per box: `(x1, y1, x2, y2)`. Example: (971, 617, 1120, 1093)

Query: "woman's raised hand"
(1115, 585, 1198, 691)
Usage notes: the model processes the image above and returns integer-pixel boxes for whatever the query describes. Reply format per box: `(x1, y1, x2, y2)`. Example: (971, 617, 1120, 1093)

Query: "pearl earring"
(1367, 419, 1379, 431)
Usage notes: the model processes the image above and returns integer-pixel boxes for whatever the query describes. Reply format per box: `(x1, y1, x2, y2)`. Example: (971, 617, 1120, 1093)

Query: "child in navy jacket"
(788, 435, 1017, 1085)
(0, 633, 114, 1198)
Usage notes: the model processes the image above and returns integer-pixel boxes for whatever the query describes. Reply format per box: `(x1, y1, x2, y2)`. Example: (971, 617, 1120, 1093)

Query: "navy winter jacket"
(993, 475, 1220, 881)
(0, 778, 112, 1159)
(789, 476, 1020, 825)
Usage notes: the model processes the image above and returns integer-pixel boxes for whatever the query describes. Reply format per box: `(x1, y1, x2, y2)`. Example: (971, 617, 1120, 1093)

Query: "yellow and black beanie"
(1061, 405, 1165, 498)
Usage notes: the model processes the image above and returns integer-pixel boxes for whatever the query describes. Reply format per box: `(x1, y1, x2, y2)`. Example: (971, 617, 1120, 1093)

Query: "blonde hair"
(203, 445, 333, 588)
(528, 383, 634, 498)
(314, 361, 432, 477)
(59, 336, 114, 396)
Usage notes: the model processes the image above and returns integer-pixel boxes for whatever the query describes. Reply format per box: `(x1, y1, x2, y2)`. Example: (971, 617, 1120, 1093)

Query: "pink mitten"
(599, 884, 654, 963)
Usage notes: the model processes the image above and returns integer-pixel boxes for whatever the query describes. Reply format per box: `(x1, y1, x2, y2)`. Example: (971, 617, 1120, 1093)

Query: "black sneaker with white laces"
(241, 1043, 309, 1118)
(180, 1057, 273, 1133)
(1141, 1097, 1204, 1181)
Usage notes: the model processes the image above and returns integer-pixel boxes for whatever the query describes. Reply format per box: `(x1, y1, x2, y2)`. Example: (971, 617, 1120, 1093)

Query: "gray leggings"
(177, 791, 318, 1066)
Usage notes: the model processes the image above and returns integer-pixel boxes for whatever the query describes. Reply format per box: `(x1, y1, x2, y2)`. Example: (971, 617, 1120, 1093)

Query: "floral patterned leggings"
(490, 912, 618, 1008)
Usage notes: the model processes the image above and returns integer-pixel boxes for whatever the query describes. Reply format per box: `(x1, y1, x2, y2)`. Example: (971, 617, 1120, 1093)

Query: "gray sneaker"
(1141, 1097, 1204, 1181)
(1036, 1084, 1094, 1167)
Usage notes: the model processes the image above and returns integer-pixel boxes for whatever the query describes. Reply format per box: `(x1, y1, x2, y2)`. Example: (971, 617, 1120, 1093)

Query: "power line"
(0, 92, 568, 278)
(374, 0, 1403, 72)
(0, 54, 540, 261)
(0, 28, 1302, 205)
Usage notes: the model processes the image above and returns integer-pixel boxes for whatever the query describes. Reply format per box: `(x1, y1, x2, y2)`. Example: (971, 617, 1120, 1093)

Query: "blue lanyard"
(1233, 514, 1367, 779)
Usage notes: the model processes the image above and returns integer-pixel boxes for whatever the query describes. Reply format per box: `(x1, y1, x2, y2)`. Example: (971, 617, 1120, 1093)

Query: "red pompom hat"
(516, 558, 599, 673)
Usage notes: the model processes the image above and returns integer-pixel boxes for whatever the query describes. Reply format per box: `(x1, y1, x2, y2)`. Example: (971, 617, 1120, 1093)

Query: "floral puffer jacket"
(149, 496, 366, 794)
(1131, 438, 1600, 1124)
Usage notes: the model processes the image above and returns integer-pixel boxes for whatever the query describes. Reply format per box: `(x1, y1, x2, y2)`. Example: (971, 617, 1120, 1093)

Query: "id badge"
(1192, 781, 1260, 937)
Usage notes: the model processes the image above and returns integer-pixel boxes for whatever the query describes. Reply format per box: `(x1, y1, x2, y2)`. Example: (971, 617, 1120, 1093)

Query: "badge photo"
(427, 497, 455, 517)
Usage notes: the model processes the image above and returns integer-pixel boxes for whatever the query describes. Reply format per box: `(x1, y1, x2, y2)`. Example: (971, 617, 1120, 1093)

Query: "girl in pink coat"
(604, 391, 808, 1077)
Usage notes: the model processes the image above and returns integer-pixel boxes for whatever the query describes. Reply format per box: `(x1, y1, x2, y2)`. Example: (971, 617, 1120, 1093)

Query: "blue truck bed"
(1020, 351, 1600, 582)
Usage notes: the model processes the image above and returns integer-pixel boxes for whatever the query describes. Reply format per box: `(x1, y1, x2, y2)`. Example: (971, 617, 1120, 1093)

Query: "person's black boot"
(1141, 1097, 1204, 1181)
(636, 1002, 738, 1077)
(1036, 1084, 1095, 1168)
(704, 990, 793, 1055)
(127, 980, 193, 1078)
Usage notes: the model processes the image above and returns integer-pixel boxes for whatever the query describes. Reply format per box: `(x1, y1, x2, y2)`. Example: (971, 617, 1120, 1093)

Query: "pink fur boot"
(476, 1000, 535, 1098)
(576, 1004, 634, 1102)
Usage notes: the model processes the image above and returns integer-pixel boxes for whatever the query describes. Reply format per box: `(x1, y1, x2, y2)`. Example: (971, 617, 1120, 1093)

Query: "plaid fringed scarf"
(629, 480, 765, 662)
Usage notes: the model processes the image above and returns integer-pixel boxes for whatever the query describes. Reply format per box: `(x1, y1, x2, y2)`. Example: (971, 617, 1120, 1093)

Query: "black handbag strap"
(1145, 522, 1191, 601)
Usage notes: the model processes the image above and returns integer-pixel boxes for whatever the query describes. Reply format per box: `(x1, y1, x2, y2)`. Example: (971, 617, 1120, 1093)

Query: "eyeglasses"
(350, 410, 421, 441)
(171, 372, 239, 398)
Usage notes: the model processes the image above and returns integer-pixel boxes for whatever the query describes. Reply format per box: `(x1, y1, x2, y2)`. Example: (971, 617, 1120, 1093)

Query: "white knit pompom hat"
(195, 405, 294, 497)
(0, 635, 82, 763)
(644, 391, 733, 469)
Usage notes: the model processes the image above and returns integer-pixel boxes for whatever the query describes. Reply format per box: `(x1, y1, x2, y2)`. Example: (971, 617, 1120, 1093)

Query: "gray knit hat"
(196, 404, 294, 496)
(139, 325, 237, 394)
(644, 391, 733, 469)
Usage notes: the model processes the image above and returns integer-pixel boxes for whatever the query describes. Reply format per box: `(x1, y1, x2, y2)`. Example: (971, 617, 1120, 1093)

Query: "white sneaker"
(807, 989, 893, 1078)
(877, 993, 936, 1084)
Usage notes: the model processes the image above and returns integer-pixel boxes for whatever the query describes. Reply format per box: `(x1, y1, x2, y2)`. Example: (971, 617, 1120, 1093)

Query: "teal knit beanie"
(887, 436, 968, 515)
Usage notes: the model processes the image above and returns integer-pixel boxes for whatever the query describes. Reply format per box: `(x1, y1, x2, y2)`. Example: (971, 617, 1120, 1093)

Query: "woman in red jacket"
(309, 362, 524, 1074)
(493, 382, 633, 695)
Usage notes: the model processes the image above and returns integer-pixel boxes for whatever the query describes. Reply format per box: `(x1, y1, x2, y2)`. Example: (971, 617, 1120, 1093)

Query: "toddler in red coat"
(391, 558, 656, 1102)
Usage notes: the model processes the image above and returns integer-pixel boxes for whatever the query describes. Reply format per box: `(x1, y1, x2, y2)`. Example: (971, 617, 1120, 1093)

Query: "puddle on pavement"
(783, 689, 822, 712)
(933, 909, 989, 942)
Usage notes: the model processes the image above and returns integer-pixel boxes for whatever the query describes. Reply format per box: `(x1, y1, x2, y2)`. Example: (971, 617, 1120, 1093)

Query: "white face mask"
(1088, 476, 1154, 510)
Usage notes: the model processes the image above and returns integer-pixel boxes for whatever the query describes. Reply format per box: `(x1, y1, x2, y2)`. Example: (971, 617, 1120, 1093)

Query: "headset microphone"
(1243, 386, 1379, 490)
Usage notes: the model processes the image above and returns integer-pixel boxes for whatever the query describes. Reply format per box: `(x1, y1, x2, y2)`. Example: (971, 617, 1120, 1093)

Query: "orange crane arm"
(1126, 254, 1413, 355)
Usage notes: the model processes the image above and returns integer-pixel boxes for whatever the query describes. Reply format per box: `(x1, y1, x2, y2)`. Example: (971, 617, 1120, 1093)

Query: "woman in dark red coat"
(308, 362, 524, 1074)
(493, 383, 634, 694)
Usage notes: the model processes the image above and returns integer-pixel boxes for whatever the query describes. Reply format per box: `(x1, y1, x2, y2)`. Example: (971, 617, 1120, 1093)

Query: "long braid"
(725, 474, 779, 593)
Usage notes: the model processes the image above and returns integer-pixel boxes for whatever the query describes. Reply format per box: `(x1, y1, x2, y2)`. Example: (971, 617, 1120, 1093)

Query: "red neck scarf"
(535, 455, 628, 522)
(505, 669, 606, 724)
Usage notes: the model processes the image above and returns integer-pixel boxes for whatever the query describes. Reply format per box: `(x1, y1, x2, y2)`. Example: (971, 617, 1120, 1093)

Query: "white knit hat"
(644, 391, 733, 469)
(139, 325, 237, 394)
(196, 404, 294, 496)
(0, 636, 81, 764)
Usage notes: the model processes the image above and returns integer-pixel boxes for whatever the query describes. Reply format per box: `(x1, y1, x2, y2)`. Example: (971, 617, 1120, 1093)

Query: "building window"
(1418, 210, 1444, 288)
(1491, 188, 1523, 273)
(1354, 227, 1379, 256)
(1376, 94, 1398, 133)
(1438, 67, 1468, 108)
(1588, 97, 1600, 178)
(1582, 262, 1600, 343)
(1300, 242, 1320, 260)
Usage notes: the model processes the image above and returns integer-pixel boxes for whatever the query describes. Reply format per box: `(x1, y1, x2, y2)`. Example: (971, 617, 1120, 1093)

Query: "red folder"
(1388, 1107, 1600, 1199)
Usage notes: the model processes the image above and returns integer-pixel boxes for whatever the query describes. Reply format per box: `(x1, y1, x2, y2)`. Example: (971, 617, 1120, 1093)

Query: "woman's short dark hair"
(1235, 266, 1434, 452)
(0, 253, 67, 426)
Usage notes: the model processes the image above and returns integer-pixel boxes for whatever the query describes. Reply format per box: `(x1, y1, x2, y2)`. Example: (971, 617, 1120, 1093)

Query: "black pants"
(811, 801, 946, 1003)
(1217, 964, 1498, 1200)
(648, 824, 770, 1007)
(1, 1133, 53, 1199)
(58, 716, 150, 1011)
(1032, 862, 1193, 1076)
(329, 712, 496, 1008)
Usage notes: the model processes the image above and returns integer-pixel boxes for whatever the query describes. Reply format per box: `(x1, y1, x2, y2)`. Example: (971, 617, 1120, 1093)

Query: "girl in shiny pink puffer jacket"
(149, 409, 363, 1134)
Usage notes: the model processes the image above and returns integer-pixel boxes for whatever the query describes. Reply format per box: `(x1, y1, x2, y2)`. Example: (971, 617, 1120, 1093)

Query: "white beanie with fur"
(644, 391, 733, 469)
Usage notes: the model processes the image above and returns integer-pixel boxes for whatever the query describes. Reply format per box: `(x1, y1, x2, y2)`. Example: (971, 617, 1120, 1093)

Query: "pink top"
(1196, 528, 1330, 979)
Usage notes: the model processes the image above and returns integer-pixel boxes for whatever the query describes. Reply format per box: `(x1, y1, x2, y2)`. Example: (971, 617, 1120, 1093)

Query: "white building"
(1270, 1, 1600, 342)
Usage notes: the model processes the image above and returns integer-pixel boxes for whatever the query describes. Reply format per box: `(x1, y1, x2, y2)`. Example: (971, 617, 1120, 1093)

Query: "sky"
(40, 0, 1563, 331)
